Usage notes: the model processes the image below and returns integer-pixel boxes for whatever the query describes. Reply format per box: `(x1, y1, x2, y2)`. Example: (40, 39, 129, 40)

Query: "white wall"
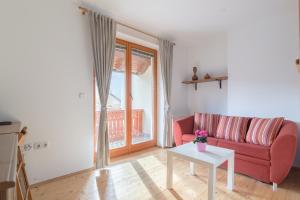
(0, 0, 94, 184)
(171, 43, 190, 118)
(186, 34, 228, 115)
(227, 2, 300, 166)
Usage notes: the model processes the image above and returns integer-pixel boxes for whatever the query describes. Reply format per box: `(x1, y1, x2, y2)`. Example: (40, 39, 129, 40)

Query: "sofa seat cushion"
(218, 139, 270, 161)
(193, 113, 220, 136)
(216, 116, 250, 142)
(246, 117, 284, 146)
(181, 134, 218, 145)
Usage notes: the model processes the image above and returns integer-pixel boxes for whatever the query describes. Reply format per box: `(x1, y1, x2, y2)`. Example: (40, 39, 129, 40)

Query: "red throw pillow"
(193, 113, 220, 137)
(246, 117, 284, 146)
(216, 116, 250, 142)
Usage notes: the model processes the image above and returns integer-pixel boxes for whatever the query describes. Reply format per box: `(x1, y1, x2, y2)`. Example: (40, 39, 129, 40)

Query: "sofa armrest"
(270, 120, 298, 184)
(173, 116, 194, 146)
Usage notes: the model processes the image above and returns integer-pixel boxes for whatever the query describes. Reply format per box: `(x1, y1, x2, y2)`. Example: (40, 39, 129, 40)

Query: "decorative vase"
(196, 142, 206, 152)
(192, 67, 198, 80)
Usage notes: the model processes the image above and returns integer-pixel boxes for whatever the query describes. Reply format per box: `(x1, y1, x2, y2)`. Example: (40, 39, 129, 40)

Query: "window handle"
(130, 93, 133, 101)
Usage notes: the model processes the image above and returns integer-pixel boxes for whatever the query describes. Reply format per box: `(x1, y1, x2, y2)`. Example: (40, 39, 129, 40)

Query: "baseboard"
(30, 166, 95, 188)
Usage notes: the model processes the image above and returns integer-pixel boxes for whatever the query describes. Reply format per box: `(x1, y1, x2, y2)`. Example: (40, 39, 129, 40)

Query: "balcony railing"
(95, 109, 144, 147)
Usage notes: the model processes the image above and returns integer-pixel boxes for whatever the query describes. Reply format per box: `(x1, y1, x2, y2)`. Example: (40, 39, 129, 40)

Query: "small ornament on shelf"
(204, 73, 211, 79)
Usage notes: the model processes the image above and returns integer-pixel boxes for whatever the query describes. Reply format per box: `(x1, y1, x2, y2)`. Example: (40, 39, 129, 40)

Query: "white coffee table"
(166, 142, 235, 200)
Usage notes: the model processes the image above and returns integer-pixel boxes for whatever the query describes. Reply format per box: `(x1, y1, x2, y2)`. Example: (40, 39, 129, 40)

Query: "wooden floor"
(31, 147, 300, 200)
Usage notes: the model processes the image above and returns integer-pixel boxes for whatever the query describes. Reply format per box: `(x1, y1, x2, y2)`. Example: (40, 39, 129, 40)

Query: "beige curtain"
(89, 11, 116, 168)
(159, 39, 174, 147)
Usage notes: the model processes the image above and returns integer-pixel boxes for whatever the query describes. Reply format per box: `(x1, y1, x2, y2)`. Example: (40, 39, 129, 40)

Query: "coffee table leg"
(166, 151, 173, 189)
(208, 166, 216, 200)
(190, 162, 195, 175)
(227, 156, 234, 190)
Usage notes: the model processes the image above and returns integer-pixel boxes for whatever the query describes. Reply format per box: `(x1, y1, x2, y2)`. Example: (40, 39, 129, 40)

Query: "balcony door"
(94, 39, 157, 158)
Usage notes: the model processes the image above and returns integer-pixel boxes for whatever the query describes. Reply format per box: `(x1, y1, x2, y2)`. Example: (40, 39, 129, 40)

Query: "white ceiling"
(82, 0, 296, 42)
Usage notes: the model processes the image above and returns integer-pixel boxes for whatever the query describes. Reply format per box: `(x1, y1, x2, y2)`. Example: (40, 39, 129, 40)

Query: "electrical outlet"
(33, 142, 48, 150)
(33, 142, 42, 150)
(42, 142, 48, 148)
(23, 143, 33, 152)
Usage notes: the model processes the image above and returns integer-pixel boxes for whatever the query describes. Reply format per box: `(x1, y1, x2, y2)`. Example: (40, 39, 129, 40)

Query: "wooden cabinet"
(0, 123, 32, 200)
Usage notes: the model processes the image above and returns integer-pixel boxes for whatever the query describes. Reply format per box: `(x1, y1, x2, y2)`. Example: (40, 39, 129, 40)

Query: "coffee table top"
(167, 142, 234, 167)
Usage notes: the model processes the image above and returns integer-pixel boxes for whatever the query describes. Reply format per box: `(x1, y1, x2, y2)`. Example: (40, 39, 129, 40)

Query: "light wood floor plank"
(31, 147, 300, 200)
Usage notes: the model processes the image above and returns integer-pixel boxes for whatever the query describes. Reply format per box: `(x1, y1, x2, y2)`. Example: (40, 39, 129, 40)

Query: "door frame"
(93, 38, 158, 159)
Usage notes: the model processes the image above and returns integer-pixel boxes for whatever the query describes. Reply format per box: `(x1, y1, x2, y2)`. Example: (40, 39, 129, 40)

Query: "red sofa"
(173, 115, 298, 185)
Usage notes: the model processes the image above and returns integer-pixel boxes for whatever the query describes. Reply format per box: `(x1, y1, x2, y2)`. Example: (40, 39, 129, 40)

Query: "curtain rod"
(78, 6, 175, 46)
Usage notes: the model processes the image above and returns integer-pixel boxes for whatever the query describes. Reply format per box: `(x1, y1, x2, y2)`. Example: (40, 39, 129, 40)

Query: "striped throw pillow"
(216, 116, 250, 142)
(246, 117, 284, 146)
(193, 113, 220, 137)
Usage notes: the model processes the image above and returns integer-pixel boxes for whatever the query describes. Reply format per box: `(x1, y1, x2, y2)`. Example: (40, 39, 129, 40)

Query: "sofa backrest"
(193, 113, 292, 144)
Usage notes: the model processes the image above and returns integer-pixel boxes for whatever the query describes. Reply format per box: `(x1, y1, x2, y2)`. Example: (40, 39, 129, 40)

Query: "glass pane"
(131, 48, 154, 144)
(95, 45, 127, 149)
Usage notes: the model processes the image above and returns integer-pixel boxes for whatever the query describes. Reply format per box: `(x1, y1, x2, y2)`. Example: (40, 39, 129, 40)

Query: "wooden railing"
(95, 109, 143, 143)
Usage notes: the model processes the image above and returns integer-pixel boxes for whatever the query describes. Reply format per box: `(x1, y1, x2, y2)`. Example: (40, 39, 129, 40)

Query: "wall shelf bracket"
(218, 80, 222, 89)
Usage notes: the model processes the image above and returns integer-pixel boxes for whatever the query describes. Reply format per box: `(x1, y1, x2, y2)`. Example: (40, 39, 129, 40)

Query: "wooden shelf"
(182, 76, 228, 90)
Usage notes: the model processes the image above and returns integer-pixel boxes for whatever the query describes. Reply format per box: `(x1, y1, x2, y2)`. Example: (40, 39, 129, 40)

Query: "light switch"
(78, 92, 86, 99)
